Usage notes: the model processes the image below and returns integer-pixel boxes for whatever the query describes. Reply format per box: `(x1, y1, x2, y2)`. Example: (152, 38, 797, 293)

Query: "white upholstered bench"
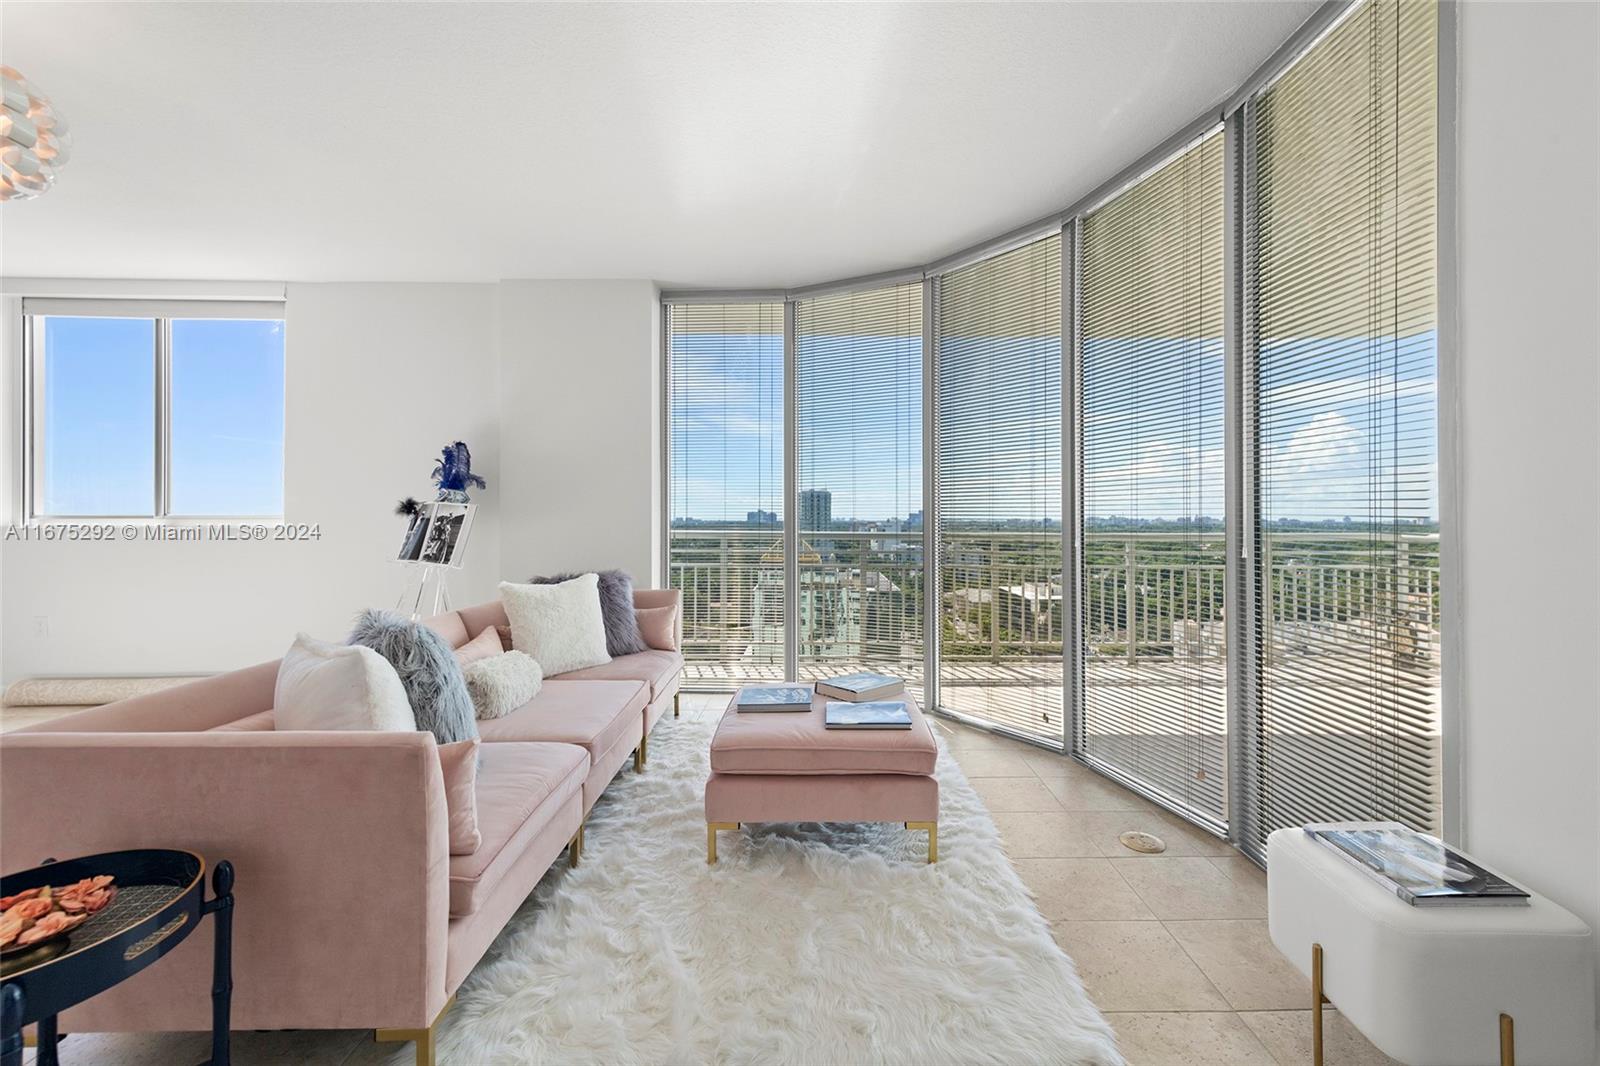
(1267, 827, 1595, 1065)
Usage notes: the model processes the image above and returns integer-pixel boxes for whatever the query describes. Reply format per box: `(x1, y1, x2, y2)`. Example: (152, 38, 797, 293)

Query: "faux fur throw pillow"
(347, 609, 479, 745)
(462, 651, 543, 720)
(527, 569, 648, 657)
(499, 575, 612, 676)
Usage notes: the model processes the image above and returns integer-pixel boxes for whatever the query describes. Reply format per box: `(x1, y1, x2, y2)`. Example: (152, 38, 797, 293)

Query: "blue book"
(736, 685, 814, 712)
(824, 700, 913, 730)
(814, 672, 904, 702)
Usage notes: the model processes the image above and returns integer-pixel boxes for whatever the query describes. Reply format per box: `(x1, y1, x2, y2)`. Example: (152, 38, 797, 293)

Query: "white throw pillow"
(274, 633, 416, 732)
(462, 651, 544, 720)
(499, 575, 611, 676)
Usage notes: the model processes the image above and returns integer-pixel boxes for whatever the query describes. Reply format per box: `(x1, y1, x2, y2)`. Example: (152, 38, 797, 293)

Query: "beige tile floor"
(934, 711, 1398, 1066)
(6, 696, 1397, 1065)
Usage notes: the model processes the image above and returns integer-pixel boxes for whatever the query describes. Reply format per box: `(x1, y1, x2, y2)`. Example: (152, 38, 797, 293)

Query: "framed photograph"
(397, 506, 431, 561)
(419, 502, 474, 568)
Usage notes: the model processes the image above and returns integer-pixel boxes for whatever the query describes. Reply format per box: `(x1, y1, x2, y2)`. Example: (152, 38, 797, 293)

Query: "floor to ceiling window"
(666, 302, 786, 688)
(794, 283, 925, 698)
(935, 235, 1064, 745)
(660, 0, 1444, 854)
(1077, 130, 1227, 823)
(1240, 0, 1440, 855)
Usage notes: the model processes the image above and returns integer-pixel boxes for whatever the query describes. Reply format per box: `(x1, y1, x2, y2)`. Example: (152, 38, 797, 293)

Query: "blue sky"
(43, 316, 285, 516)
(670, 329, 1438, 529)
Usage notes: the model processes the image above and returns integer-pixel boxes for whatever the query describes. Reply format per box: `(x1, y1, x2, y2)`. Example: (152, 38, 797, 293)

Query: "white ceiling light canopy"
(1, 66, 70, 202)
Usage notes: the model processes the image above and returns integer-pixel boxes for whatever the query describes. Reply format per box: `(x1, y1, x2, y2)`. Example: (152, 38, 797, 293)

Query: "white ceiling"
(0, 1, 1319, 288)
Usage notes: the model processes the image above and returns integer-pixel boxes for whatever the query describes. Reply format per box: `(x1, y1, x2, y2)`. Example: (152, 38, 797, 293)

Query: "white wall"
(496, 280, 661, 587)
(0, 283, 502, 680)
(1456, 0, 1600, 1018)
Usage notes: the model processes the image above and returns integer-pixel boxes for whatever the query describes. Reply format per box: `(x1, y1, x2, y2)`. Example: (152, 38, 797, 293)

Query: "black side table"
(0, 850, 234, 1066)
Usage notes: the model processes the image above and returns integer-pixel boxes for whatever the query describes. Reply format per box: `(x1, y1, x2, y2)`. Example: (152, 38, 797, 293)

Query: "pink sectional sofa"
(0, 589, 682, 1065)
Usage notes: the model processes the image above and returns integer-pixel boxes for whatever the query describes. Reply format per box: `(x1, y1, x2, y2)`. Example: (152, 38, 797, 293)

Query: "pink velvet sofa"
(0, 589, 682, 1065)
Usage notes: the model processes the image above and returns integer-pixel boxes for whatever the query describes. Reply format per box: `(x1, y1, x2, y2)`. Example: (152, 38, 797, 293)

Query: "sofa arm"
(0, 730, 450, 1033)
(632, 587, 683, 649)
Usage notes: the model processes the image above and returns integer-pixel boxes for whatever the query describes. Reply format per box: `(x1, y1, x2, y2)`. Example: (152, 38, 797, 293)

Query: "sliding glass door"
(1240, 0, 1440, 854)
(1077, 131, 1228, 823)
(935, 235, 1064, 745)
(666, 302, 786, 688)
(794, 284, 926, 699)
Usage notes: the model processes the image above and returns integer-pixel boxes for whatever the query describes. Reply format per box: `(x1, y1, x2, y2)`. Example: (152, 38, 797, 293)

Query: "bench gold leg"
(376, 993, 454, 1066)
(1500, 1013, 1515, 1066)
(906, 820, 937, 863)
(707, 821, 738, 864)
(1312, 942, 1326, 1066)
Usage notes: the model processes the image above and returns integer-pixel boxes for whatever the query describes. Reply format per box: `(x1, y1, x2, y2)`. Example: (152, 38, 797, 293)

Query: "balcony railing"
(667, 525, 1441, 715)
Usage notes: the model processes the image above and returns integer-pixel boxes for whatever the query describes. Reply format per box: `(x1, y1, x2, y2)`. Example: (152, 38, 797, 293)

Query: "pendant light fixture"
(1, 66, 70, 202)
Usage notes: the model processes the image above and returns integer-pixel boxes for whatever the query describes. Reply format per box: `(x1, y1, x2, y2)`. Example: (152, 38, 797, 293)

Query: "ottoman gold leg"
(907, 821, 937, 863)
(1312, 942, 1326, 1066)
(707, 821, 738, 864)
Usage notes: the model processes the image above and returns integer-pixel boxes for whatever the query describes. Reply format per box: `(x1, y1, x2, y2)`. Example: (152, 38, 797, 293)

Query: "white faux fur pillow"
(274, 634, 415, 732)
(462, 651, 544, 720)
(499, 575, 611, 676)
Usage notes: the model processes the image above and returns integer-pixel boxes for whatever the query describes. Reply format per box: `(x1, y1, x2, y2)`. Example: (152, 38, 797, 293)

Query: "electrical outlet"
(33, 615, 49, 638)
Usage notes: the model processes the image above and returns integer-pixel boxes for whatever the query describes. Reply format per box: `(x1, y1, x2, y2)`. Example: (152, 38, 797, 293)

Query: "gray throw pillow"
(347, 609, 479, 745)
(527, 569, 648, 657)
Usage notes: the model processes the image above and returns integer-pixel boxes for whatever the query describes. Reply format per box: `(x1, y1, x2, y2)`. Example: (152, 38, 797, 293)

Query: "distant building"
(746, 509, 778, 527)
(798, 489, 832, 533)
(906, 510, 923, 530)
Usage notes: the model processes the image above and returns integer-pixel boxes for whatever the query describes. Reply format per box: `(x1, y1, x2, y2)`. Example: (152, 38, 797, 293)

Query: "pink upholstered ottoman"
(704, 688, 940, 864)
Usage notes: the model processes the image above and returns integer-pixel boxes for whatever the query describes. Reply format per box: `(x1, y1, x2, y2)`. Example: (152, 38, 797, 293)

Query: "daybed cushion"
(448, 741, 587, 916)
(549, 650, 683, 703)
(476, 680, 647, 761)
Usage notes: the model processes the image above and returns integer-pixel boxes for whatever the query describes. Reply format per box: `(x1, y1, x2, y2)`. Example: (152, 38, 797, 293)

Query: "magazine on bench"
(1303, 822, 1530, 907)
(736, 685, 814, 712)
(824, 701, 913, 730)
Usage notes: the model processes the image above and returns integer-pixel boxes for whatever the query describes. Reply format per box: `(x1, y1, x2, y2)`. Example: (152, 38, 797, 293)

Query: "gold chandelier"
(1, 66, 70, 202)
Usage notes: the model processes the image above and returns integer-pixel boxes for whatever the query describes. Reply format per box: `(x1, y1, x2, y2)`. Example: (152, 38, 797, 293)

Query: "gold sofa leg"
(707, 821, 738, 864)
(634, 732, 647, 772)
(568, 823, 584, 868)
(906, 821, 937, 863)
(674, 691, 680, 718)
(376, 993, 454, 1066)
(1500, 1013, 1515, 1066)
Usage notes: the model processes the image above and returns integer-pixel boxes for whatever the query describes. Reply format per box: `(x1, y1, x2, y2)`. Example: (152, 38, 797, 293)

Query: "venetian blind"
(1244, 0, 1440, 856)
(936, 234, 1064, 744)
(794, 283, 925, 695)
(1078, 130, 1227, 824)
(666, 302, 786, 687)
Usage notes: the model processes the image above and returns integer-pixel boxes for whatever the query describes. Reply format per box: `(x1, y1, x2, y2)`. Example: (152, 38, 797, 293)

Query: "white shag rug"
(435, 707, 1123, 1066)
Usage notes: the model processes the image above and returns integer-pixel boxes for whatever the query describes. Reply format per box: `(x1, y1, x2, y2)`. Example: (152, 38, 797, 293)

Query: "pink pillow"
(636, 605, 677, 652)
(453, 626, 503, 667)
(438, 739, 481, 855)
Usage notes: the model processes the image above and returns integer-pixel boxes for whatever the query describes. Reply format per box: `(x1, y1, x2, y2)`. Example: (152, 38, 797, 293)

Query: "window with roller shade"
(795, 283, 924, 696)
(936, 235, 1063, 744)
(666, 302, 786, 687)
(1242, 0, 1440, 855)
(1078, 130, 1227, 823)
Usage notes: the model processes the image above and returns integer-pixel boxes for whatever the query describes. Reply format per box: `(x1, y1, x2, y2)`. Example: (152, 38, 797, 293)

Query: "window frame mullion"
(154, 316, 172, 518)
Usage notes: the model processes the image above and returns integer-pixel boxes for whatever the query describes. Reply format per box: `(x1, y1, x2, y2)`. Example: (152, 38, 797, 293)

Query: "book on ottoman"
(736, 685, 814, 712)
(815, 672, 904, 701)
(824, 700, 913, 730)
